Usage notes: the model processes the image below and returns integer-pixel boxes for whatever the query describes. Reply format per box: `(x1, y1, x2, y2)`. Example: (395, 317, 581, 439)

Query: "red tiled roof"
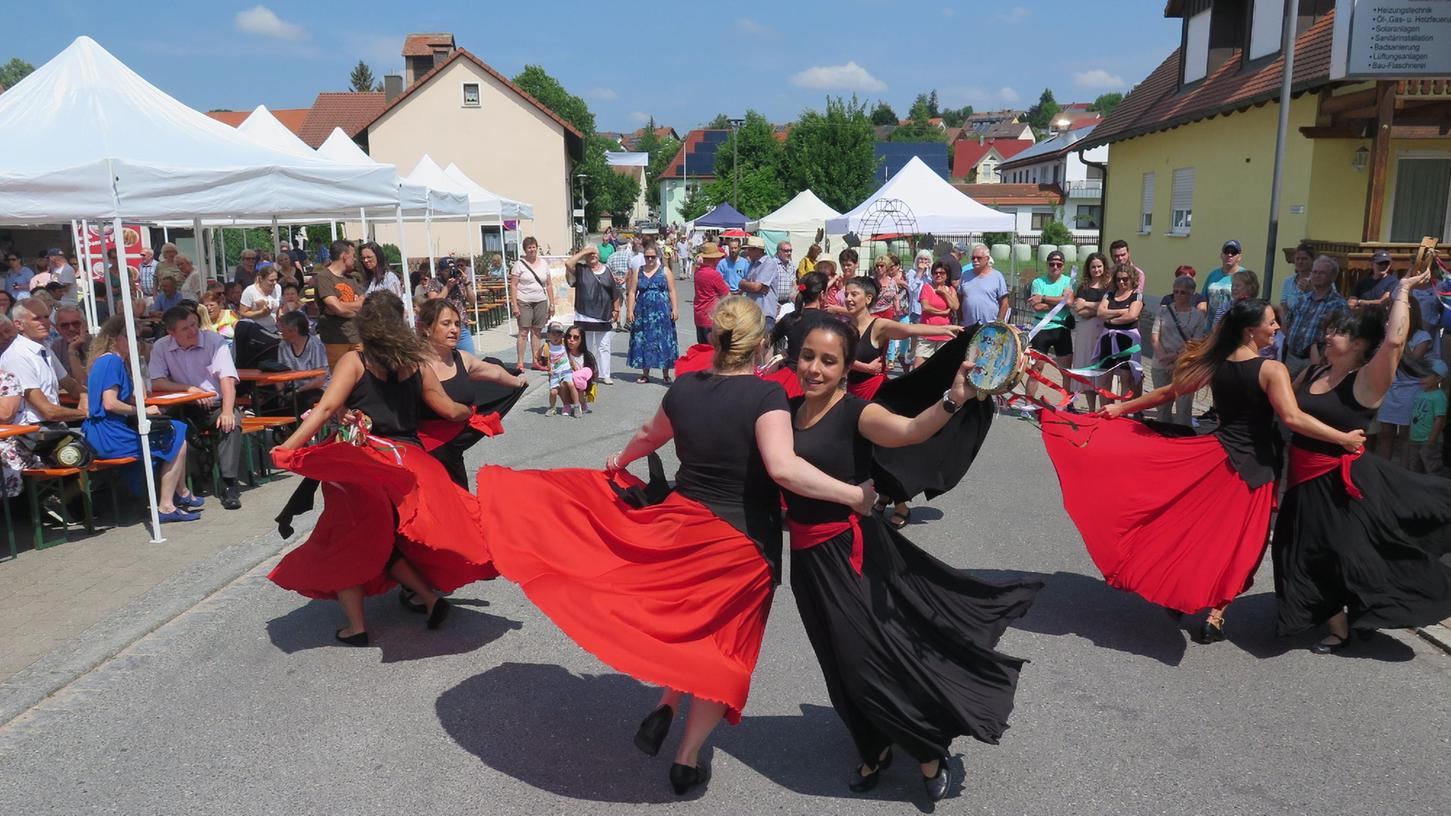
(297, 92, 385, 148)
(951, 139, 1034, 179)
(659, 129, 729, 180)
(206, 108, 310, 133)
(1081, 12, 1337, 149)
(954, 183, 1063, 207)
(403, 33, 454, 57)
(363, 48, 584, 145)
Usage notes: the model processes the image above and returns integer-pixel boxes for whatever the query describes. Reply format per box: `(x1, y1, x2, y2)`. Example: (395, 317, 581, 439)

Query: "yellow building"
(1082, 2, 1451, 296)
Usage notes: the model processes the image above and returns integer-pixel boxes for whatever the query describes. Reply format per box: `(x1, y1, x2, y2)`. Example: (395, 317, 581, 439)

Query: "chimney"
(384, 75, 403, 103)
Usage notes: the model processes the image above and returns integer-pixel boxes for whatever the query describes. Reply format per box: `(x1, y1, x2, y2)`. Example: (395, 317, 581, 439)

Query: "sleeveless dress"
(786, 394, 1040, 765)
(626, 268, 678, 370)
(268, 365, 496, 600)
(1070, 285, 1106, 393)
(847, 318, 886, 399)
(414, 349, 519, 489)
(1272, 367, 1451, 634)
(1041, 358, 1282, 613)
(473, 373, 784, 722)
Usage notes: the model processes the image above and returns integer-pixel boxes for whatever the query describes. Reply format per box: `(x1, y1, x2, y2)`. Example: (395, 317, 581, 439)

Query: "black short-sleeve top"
(784, 394, 870, 524)
(346, 365, 421, 446)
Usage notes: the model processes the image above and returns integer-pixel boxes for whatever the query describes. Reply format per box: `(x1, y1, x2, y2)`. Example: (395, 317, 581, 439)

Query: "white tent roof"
(315, 127, 375, 163)
(237, 105, 317, 159)
(0, 36, 399, 224)
(442, 163, 534, 220)
(746, 189, 843, 233)
(316, 128, 468, 218)
(826, 156, 1013, 235)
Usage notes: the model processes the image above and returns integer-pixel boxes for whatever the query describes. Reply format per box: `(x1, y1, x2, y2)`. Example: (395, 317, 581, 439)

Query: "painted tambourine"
(965, 322, 1028, 395)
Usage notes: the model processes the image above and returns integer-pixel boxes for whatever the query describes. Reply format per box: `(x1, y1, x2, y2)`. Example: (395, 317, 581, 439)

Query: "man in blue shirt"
(5, 252, 35, 298)
(1284, 254, 1348, 378)
(958, 243, 1010, 329)
(716, 238, 749, 293)
(738, 237, 782, 329)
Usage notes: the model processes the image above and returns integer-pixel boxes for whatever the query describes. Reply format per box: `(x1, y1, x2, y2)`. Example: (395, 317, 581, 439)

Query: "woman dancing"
(269, 292, 494, 646)
(1274, 269, 1451, 653)
(787, 314, 1040, 801)
(843, 276, 962, 402)
(473, 297, 876, 796)
(1044, 299, 1364, 642)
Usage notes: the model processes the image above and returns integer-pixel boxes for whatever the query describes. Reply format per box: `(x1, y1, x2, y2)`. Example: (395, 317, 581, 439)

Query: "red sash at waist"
(1286, 446, 1364, 499)
(848, 374, 885, 401)
(417, 411, 505, 452)
(787, 515, 863, 575)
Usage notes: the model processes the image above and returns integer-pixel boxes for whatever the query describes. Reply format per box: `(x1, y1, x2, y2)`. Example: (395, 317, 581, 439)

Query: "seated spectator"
(0, 291, 13, 322)
(149, 306, 243, 510)
(49, 305, 89, 379)
(0, 365, 29, 499)
(0, 300, 87, 493)
(224, 281, 244, 313)
(154, 243, 181, 287)
(82, 316, 200, 523)
(200, 290, 238, 341)
(177, 254, 206, 302)
(275, 310, 329, 412)
(0, 314, 16, 355)
(239, 265, 282, 333)
(149, 274, 185, 318)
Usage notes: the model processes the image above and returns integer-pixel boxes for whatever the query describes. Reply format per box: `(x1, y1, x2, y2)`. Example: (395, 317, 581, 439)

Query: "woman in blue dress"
(626, 247, 680, 384)
(82, 316, 201, 523)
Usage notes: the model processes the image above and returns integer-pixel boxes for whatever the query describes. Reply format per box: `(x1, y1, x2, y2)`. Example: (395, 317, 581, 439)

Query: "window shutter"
(1171, 168, 1195, 212)
(1141, 172, 1155, 216)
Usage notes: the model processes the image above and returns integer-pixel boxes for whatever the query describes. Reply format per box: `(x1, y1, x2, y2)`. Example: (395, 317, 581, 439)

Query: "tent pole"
(216, 228, 225, 282)
(270, 216, 280, 262)
(162, 226, 169, 244)
(396, 205, 414, 325)
(360, 207, 368, 242)
(78, 220, 99, 328)
(70, 221, 93, 328)
(191, 218, 203, 281)
(499, 221, 513, 334)
(470, 217, 482, 346)
(112, 217, 164, 543)
(330, 220, 338, 241)
(426, 209, 436, 279)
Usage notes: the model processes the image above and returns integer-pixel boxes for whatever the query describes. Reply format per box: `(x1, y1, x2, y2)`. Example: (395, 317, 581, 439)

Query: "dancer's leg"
(337, 586, 366, 637)
(673, 696, 725, 767)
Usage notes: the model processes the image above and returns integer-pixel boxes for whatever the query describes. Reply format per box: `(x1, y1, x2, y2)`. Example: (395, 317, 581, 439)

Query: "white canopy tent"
(0, 36, 401, 542)
(745, 189, 844, 256)
(826, 156, 1014, 235)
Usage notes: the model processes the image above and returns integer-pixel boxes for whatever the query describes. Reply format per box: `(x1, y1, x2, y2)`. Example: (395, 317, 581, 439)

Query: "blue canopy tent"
(691, 202, 749, 229)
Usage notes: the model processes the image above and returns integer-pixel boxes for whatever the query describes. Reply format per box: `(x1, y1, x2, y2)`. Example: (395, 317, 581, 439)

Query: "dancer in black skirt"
(785, 314, 1041, 801)
(1274, 266, 1451, 653)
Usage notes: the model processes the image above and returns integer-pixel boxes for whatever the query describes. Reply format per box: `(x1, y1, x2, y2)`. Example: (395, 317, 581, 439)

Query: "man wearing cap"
(1348, 249, 1398, 312)
(1202, 240, 1251, 321)
(1284, 254, 1348, 378)
(4, 252, 34, 299)
(692, 242, 730, 344)
(739, 236, 783, 329)
(43, 249, 77, 306)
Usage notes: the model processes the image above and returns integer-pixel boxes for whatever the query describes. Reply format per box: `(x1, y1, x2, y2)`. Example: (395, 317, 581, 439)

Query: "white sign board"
(1332, 0, 1451, 79)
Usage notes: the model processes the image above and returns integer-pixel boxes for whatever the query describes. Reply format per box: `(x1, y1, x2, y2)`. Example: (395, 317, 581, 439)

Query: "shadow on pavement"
(1224, 592, 1416, 662)
(265, 596, 522, 662)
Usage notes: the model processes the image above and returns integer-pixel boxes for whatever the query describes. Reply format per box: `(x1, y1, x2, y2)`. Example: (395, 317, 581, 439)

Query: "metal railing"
(1064, 179, 1104, 198)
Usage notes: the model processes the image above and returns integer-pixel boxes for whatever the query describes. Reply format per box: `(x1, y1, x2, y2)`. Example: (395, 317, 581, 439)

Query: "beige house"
(360, 36, 583, 262)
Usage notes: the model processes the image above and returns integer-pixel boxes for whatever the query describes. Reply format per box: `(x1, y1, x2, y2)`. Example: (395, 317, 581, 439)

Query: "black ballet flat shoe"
(398, 588, 427, 614)
(426, 597, 450, 630)
(923, 756, 953, 802)
(334, 628, 369, 647)
(633, 704, 675, 757)
(1194, 616, 1226, 644)
(1310, 633, 1351, 655)
(668, 762, 709, 796)
(849, 751, 892, 795)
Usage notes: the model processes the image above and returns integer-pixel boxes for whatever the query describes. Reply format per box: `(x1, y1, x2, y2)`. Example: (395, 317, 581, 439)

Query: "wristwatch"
(941, 389, 962, 414)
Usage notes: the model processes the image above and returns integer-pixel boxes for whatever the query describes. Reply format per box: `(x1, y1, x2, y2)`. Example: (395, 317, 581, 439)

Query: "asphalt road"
(1, 308, 1448, 816)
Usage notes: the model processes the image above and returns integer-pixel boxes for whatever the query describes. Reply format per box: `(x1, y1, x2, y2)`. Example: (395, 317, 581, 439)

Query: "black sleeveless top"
(847, 318, 883, 384)
(772, 306, 823, 365)
(1292, 366, 1375, 456)
(784, 395, 870, 524)
(1104, 290, 1139, 328)
(421, 350, 472, 419)
(1209, 358, 1282, 489)
(346, 365, 422, 446)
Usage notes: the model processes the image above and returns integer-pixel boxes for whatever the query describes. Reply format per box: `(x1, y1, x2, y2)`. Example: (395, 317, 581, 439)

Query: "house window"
(1170, 168, 1195, 235)
(1140, 171, 1155, 233)
(1249, 0, 1284, 60)
(1183, 8, 1211, 83)
(461, 82, 481, 107)
(1030, 211, 1053, 231)
(1388, 156, 1451, 242)
(1076, 204, 1103, 230)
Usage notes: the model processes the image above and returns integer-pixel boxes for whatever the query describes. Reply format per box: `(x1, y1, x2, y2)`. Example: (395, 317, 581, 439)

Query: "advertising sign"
(1332, 0, 1451, 78)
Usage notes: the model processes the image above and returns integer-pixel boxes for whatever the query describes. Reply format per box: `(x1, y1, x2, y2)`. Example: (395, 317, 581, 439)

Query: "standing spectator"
(1151, 275, 1209, 426)
(239, 265, 282, 332)
(154, 243, 181, 288)
(1279, 243, 1315, 322)
(674, 233, 690, 279)
(313, 239, 365, 368)
(717, 238, 749, 293)
(1348, 249, 1397, 312)
(1096, 263, 1145, 401)
(273, 249, 302, 288)
(838, 247, 861, 280)
(438, 258, 475, 352)
(818, 259, 846, 315)
(5, 252, 34, 299)
(1071, 252, 1112, 411)
(957, 243, 1010, 331)
(1028, 251, 1076, 393)
(511, 236, 553, 371)
(136, 248, 158, 296)
(413, 262, 441, 304)
(1108, 239, 1147, 292)
(938, 241, 966, 284)
(738, 237, 782, 330)
(358, 243, 404, 299)
(1409, 360, 1447, 475)
(566, 245, 622, 385)
(0, 298, 87, 426)
(149, 305, 243, 510)
(772, 241, 796, 309)
(605, 236, 637, 328)
(1212, 270, 1261, 326)
(1202, 239, 1249, 319)
(485, 253, 505, 280)
(45, 249, 78, 305)
(1373, 304, 1431, 467)
(797, 243, 822, 279)
(233, 249, 259, 289)
(899, 251, 932, 369)
(914, 261, 959, 369)
(178, 254, 206, 303)
(691, 242, 729, 344)
(868, 253, 903, 366)
(1283, 255, 1348, 378)
(625, 243, 679, 383)
(49, 305, 89, 379)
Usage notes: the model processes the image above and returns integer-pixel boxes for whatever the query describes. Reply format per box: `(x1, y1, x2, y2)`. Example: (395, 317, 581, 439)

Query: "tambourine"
(965, 322, 1028, 395)
(1413, 236, 1440, 275)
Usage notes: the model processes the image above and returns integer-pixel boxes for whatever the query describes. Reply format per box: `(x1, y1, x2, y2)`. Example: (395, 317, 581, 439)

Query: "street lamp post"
(728, 117, 744, 210)
(575, 171, 588, 250)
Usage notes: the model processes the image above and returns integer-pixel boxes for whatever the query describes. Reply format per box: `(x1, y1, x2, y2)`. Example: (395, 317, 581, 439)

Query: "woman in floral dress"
(626, 248, 680, 384)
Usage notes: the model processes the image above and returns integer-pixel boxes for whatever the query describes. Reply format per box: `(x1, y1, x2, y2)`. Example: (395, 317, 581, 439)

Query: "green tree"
(349, 60, 380, 93)
(705, 113, 732, 129)
(706, 110, 787, 218)
(783, 96, 880, 213)
(0, 57, 34, 89)
(1040, 220, 1074, 246)
(1090, 92, 1124, 116)
(889, 92, 946, 142)
(512, 65, 596, 135)
(940, 105, 974, 128)
(1025, 88, 1061, 134)
(869, 101, 898, 126)
(680, 183, 714, 222)
(633, 118, 681, 206)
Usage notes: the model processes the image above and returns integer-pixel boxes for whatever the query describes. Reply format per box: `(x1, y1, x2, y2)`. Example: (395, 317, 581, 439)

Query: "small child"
(539, 323, 578, 417)
(1409, 359, 1447, 475)
(564, 326, 597, 415)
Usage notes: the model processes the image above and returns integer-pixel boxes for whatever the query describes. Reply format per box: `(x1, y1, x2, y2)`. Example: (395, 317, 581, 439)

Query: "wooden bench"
(240, 417, 295, 485)
(19, 456, 138, 551)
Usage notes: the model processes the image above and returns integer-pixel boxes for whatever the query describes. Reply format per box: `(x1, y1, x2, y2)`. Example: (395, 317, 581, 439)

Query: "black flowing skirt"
(871, 331, 994, 502)
(789, 515, 1041, 764)
(1272, 453, 1451, 635)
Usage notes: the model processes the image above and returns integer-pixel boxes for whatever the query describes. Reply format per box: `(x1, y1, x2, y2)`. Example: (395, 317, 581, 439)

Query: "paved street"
(1, 311, 1449, 815)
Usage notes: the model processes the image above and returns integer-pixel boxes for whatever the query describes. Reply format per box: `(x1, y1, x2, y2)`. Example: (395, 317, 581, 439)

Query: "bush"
(380, 243, 402, 266)
(1039, 220, 1074, 247)
(981, 231, 1013, 247)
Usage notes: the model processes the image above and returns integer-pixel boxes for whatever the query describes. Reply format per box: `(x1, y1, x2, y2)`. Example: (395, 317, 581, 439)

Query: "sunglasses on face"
(1048, 261, 1063, 268)
(644, 255, 657, 260)
(58, 320, 83, 329)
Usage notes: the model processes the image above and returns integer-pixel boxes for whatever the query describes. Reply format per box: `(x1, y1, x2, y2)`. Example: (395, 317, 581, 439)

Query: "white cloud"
(996, 6, 1031, 23)
(589, 87, 619, 100)
(791, 61, 887, 93)
(735, 18, 780, 37)
(234, 6, 307, 41)
(1074, 68, 1125, 89)
(997, 87, 1021, 103)
(628, 111, 651, 124)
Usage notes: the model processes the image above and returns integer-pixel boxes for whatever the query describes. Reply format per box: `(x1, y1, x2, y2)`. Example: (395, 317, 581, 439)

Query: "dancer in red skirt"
(474, 296, 876, 797)
(786, 315, 1040, 801)
(269, 292, 495, 647)
(1043, 298, 1364, 643)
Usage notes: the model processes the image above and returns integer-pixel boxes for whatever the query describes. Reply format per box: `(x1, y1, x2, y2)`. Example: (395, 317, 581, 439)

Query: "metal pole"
(1263, 0, 1302, 299)
(426, 207, 436, 279)
(70, 221, 93, 328)
(78, 220, 99, 328)
(216, 228, 225, 283)
(270, 216, 280, 263)
(470, 216, 483, 351)
(500, 221, 514, 334)
(395, 205, 414, 325)
(112, 216, 165, 543)
(162, 226, 170, 244)
(329, 220, 338, 241)
(360, 207, 368, 241)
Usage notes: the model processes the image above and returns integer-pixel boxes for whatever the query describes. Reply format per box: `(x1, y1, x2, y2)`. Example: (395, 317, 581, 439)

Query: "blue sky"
(7, 2, 1181, 133)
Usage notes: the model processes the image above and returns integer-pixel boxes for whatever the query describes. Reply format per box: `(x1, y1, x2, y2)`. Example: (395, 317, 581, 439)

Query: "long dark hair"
(1171, 298, 1271, 392)
(1327, 305, 1389, 363)
(564, 325, 597, 385)
(796, 271, 828, 311)
(358, 241, 393, 287)
(357, 291, 431, 372)
(799, 312, 859, 365)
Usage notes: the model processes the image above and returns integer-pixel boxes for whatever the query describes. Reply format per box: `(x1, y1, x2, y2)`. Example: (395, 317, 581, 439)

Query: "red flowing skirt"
(674, 343, 803, 397)
(1040, 410, 1274, 614)
(268, 441, 497, 600)
(475, 465, 774, 723)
